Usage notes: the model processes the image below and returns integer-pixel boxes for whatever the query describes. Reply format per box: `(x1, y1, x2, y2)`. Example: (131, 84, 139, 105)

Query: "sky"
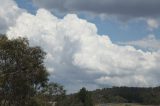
(0, 0, 160, 93)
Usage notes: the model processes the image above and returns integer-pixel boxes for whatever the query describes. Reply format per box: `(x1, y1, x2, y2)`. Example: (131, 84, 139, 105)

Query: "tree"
(78, 87, 94, 106)
(39, 82, 66, 106)
(0, 35, 49, 106)
(30, 82, 66, 106)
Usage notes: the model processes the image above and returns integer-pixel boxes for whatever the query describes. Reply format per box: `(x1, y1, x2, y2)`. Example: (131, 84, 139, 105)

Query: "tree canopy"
(0, 35, 48, 106)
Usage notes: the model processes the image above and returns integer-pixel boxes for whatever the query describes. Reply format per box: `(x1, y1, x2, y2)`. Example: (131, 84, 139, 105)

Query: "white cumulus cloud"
(7, 9, 160, 93)
(119, 35, 160, 51)
(147, 19, 159, 30)
(0, 0, 24, 33)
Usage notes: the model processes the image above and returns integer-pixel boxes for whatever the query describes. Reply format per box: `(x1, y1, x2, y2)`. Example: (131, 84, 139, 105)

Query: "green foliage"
(0, 35, 49, 106)
(0, 35, 67, 106)
(78, 87, 94, 106)
(41, 82, 66, 106)
(55, 87, 94, 106)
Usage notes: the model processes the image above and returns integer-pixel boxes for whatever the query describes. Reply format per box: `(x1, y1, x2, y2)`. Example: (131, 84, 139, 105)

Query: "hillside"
(56, 86, 160, 106)
(91, 86, 160, 105)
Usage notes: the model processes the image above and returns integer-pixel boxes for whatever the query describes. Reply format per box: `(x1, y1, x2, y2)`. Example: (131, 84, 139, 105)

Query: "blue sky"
(1, 0, 160, 93)
(15, 0, 37, 14)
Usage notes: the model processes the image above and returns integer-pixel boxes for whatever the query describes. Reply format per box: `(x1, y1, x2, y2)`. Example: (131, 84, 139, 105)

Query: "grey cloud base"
(7, 9, 160, 93)
(32, 0, 160, 19)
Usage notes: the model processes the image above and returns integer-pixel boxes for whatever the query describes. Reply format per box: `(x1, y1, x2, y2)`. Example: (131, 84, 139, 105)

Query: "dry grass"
(96, 103, 156, 106)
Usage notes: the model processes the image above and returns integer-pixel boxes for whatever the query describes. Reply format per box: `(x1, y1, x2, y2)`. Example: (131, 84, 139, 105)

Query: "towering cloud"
(7, 9, 160, 92)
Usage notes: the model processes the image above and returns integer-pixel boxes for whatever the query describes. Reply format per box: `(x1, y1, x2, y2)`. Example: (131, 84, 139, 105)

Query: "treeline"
(57, 87, 94, 106)
(59, 86, 160, 105)
(91, 86, 160, 105)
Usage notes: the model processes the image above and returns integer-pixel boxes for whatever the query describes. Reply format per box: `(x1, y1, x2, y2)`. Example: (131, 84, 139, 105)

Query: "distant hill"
(58, 86, 160, 106)
(90, 86, 160, 105)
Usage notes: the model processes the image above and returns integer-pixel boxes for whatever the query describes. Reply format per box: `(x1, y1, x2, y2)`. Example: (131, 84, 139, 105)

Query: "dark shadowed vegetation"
(91, 86, 160, 105)
(0, 35, 65, 106)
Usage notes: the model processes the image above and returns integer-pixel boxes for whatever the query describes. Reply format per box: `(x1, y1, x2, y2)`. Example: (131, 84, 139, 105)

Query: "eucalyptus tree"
(0, 35, 48, 106)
